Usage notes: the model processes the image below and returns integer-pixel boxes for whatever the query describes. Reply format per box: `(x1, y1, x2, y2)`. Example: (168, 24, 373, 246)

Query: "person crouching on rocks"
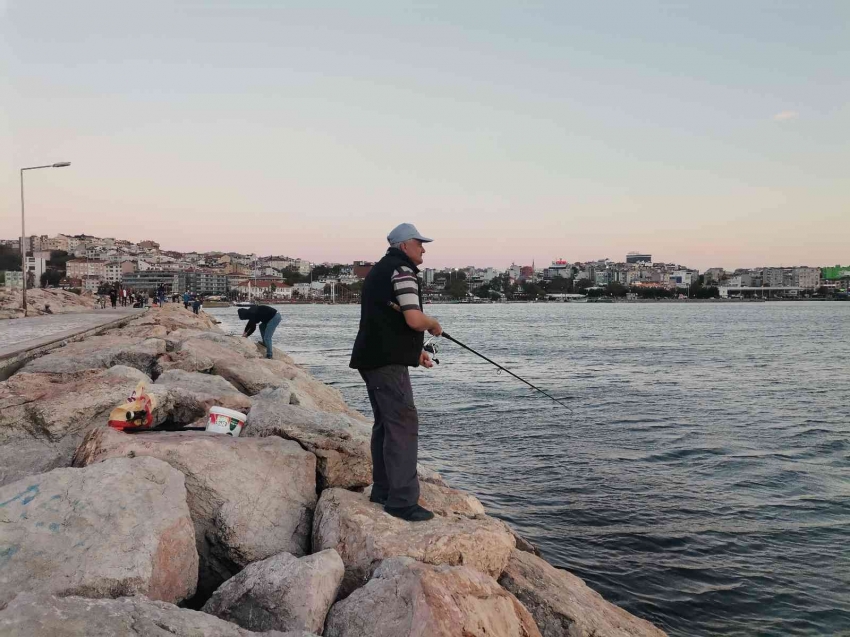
(239, 305, 281, 360)
(350, 223, 442, 523)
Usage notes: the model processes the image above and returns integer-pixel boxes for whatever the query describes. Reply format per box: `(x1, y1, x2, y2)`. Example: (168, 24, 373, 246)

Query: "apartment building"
(66, 259, 107, 280)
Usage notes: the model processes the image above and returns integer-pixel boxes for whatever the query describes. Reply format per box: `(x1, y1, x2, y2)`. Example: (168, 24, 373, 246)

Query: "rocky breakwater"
(0, 304, 668, 636)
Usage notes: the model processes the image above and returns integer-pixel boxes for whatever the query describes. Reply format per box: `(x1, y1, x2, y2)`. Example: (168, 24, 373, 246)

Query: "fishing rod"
(426, 332, 572, 411)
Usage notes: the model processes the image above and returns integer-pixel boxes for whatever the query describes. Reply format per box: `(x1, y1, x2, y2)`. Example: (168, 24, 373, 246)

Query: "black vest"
(350, 249, 424, 370)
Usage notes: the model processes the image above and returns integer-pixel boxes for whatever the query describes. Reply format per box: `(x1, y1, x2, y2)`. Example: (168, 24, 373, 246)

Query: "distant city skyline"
(2, 2, 848, 272)
(7, 230, 843, 275)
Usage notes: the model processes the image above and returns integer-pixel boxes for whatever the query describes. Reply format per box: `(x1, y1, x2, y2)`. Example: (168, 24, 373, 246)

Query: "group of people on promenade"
(98, 283, 204, 313)
(238, 223, 440, 523)
(100, 285, 146, 309)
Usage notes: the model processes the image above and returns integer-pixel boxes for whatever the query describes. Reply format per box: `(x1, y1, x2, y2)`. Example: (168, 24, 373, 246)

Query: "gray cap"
(387, 223, 433, 245)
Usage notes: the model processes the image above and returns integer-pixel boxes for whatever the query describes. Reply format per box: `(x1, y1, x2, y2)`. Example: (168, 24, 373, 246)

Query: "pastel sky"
(1, 1, 848, 270)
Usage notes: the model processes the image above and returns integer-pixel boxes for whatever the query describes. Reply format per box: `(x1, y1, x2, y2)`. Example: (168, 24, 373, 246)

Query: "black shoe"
(369, 492, 388, 505)
(384, 504, 434, 522)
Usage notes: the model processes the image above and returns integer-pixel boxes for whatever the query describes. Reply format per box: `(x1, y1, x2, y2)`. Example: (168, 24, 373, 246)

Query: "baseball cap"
(387, 223, 433, 245)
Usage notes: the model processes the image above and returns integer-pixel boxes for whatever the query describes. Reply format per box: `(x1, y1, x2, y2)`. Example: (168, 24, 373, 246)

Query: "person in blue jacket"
(238, 305, 281, 359)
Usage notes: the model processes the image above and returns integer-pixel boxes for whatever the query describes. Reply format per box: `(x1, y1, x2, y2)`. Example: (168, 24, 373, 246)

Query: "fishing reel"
(423, 335, 440, 364)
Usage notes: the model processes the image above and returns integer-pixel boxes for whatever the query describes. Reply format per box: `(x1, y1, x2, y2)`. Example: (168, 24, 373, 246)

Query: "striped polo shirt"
(392, 265, 421, 312)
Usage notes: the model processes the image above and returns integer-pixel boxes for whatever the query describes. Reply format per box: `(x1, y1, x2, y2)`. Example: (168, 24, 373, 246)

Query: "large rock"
(214, 356, 293, 395)
(21, 334, 166, 376)
(203, 550, 345, 634)
(73, 427, 316, 597)
(289, 372, 366, 420)
(0, 367, 153, 486)
(126, 304, 220, 332)
(192, 331, 264, 359)
(246, 390, 372, 489)
(312, 488, 515, 595)
(498, 549, 667, 637)
(154, 368, 252, 421)
(111, 323, 169, 339)
(364, 480, 486, 518)
(165, 330, 265, 361)
(324, 557, 541, 637)
(0, 593, 317, 636)
(0, 457, 197, 606)
(162, 327, 208, 351)
(159, 337, 291, 396)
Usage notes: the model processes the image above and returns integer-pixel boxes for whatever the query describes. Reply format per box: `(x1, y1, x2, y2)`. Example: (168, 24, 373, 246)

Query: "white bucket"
(206, 406, 247, 437)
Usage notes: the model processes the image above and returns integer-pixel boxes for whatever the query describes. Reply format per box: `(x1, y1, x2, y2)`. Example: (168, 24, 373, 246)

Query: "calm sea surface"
(209, 302, 850, 637)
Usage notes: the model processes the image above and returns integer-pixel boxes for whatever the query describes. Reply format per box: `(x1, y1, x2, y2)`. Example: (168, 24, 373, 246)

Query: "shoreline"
(0, 304, 666, 635)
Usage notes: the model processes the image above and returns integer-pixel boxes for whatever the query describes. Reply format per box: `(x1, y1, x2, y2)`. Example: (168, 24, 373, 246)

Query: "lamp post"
(20, 162, 71, 315)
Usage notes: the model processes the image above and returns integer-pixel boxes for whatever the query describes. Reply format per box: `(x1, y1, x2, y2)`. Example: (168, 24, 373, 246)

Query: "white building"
(792, 267, 820, 289)
(25, 256, 47, 285)
(482, 267, 500, 282)
(670, 270, 697, 287)
(543, 259, 573, 280)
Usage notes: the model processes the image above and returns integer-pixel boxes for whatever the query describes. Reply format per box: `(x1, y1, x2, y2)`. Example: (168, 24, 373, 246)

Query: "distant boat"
(232, 301, 253, 307)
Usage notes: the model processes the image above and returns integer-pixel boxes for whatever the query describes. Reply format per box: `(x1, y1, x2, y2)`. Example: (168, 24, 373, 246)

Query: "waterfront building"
(763, 268, 785, 287)
(543, 259, 571, 280)
(626, 252, 652, 264)
(703, 268, 726, 284)
(594, 270, 612, 286)
(791, 267, 820, 289)
(670, 270, 697, 287)
(121, 270, 177, 293)
(175, 270, 230, 296)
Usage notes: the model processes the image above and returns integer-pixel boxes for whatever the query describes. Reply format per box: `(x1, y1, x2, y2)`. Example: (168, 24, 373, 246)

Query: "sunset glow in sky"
(1, 1, 847, 270)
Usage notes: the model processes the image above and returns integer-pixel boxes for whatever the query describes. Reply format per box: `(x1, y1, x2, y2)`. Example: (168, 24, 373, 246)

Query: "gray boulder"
(203, 549, 345, 634)
(73, 427, 316, 597)
(324, 557, 541, 637)
(312, 488, 515, 596)
(246, 389, 372, 489)
(0, 593, 317, 636)
(22, 334, 166, 376)
(0, 367, 151, 487)
(0, 457, 197, 606)
(498, 549, 667, 637)
(154, 368, 252, 421)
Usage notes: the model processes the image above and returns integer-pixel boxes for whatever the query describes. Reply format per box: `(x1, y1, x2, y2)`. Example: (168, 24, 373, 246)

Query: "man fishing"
(350, 223, 442, 522)
(239, 304, 282, 359)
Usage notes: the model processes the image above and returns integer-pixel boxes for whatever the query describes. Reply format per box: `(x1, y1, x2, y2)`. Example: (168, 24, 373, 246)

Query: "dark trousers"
(359, 365, 420, 508)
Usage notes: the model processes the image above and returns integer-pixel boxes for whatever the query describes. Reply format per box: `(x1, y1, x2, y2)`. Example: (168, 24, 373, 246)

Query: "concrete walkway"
(0, 308, 143, 361)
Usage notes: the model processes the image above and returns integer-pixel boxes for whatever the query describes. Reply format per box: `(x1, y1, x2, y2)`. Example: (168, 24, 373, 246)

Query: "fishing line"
(429, 332, 573, 412)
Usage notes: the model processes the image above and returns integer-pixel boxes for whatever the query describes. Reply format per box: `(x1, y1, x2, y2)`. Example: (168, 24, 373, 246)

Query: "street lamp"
(20, 162, 71, 315)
